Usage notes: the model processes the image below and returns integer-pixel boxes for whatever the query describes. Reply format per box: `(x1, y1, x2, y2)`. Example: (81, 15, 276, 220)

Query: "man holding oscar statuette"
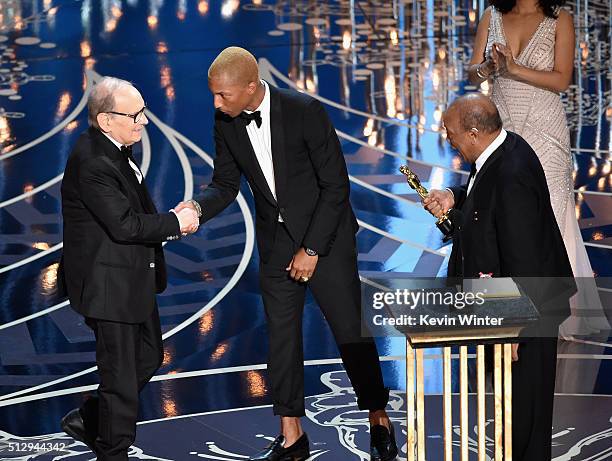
(422, 94, 575, 461)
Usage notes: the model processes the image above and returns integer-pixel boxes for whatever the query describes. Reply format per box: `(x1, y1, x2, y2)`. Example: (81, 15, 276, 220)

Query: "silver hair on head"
(87, 76, 133, 129)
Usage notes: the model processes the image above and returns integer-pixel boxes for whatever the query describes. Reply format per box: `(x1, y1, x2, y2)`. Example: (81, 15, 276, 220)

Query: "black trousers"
(259, 223, 389, 416)
(82, 307, 163, 461)
(512, 336, 558, 461)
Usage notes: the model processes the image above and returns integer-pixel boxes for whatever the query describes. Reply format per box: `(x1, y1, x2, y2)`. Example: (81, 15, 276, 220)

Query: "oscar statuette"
(399, 165, 455, 241)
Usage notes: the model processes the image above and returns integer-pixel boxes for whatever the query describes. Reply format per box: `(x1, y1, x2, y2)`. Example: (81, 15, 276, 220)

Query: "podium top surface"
(363, 277, 540, 346)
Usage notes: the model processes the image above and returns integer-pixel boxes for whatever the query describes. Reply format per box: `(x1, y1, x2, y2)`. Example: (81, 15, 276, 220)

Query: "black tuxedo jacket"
(59, 127, 181, 323)
(197, 84, 358, 262)
(448, 131, 575, 319)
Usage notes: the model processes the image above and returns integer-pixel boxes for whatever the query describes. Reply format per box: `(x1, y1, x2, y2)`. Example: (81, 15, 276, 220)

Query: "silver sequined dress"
(486, 7, 608, 335)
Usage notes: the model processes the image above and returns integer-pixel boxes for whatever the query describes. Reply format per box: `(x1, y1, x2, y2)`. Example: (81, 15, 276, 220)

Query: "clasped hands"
(478, 42, 519, 79)
(172, 201, 200, 236)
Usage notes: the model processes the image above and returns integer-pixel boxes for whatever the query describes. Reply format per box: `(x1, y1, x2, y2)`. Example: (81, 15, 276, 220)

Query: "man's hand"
(422, 189, 454, 218)
(175, 207, 199, 235)
(174, 201, 194, 213)
(286, 248, 319, 282)
(512, 343, 519, 362)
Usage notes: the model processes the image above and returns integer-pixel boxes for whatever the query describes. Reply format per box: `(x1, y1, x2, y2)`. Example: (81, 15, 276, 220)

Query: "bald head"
(442, 94, 503, 163)
(208, 46, 259, 86)
(445, 93, 502, 134)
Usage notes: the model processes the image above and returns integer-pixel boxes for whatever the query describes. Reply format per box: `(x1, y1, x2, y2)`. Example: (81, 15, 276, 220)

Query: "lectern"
(368, 278, 539, 461)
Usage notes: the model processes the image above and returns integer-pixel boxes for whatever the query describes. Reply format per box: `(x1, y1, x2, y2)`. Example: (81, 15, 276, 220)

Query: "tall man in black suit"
(175, 47, 397, 461)
(59, 77, 199, 461)
(424, 94, 575, 461)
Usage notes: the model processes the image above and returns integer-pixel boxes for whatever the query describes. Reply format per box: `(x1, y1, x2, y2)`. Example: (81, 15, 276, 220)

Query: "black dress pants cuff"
(272, 403, 306, 417)
(356, 386, 390, 411)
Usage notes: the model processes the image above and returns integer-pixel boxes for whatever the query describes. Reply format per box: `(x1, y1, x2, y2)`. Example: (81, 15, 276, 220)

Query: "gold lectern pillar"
(406, 339, 514, 460)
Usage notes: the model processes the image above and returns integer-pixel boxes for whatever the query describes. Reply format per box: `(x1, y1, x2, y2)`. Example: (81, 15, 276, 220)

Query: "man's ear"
(469, 127, 479, 144)
(97, 112, 110, 132)
(247, 80, 258, 94)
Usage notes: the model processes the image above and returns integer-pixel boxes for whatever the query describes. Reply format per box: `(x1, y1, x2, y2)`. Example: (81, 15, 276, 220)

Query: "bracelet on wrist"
(188, 199, 202, 218)
(476, 63, 488, 79)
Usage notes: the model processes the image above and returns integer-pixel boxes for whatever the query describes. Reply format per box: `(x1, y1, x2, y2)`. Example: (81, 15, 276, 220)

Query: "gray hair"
(87, 76, 134, 129)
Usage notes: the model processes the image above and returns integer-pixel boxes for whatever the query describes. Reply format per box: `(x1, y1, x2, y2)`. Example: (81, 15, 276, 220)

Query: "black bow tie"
(121, 145, 136, 164)
(240, 111, 262, 128)
(469, 162, 477, 179)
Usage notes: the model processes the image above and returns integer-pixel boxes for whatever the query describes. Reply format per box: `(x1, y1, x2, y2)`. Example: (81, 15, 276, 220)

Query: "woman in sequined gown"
(468, 0, 609, 338)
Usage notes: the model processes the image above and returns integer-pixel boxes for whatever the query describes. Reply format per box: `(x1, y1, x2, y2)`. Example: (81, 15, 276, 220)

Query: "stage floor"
(0, 0, 610, 459)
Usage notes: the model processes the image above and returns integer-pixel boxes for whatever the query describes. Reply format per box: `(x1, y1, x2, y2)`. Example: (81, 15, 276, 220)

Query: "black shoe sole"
(279, 446, 310, 461)
(379, 448, 398, 461)
(61, 423, 97, 454)
(249, 455, 309, 461)
(280, 455, 310, 461)
(372, 452, 398, 461)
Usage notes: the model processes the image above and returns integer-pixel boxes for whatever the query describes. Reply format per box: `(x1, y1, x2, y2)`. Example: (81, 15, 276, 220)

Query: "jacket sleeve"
(448, 185, 467, 209)
(197, 123, 241, 223)
(301, 99, 351, 256)
(78, 157, 181, 243)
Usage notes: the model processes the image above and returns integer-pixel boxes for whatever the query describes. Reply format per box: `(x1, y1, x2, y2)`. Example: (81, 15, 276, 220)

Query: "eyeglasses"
(106, 105, 147, 123)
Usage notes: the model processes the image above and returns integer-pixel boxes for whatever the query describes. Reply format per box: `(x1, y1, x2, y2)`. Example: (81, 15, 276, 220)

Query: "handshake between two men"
(58, 50, 400, 461)
(169, 198, 319, 284)
(172, 200, 201, 236)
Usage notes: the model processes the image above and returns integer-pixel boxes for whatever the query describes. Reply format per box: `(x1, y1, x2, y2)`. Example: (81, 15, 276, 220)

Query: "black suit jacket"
(448, 131, 575, 320)
(197, 84, 358, 262)
(59, 127, 181, 323)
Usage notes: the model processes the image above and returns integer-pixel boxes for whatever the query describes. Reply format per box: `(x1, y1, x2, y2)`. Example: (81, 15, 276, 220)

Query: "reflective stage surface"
(0, 0, 610, 459)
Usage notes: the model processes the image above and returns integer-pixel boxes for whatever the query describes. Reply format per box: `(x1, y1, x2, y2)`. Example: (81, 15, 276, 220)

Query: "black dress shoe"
(249, 433, 310, 461)
(61, 408, 97, 453)
(370, 424, 398, 461)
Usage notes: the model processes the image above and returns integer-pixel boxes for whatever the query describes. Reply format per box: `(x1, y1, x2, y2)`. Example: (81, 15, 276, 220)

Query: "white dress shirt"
(102, 132, 143, 184)
(466, 129, 507, 196)
(243, 80, 282, 221)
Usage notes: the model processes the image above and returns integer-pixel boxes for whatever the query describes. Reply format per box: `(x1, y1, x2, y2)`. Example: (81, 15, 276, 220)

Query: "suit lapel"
(90, 128, 152, 213)
(231, 113, 278, 206)
(471, 147, 504, 195)
(115, 154, 156, 213)
(459, 141, 505, 213)
(268, 84, 287, 207)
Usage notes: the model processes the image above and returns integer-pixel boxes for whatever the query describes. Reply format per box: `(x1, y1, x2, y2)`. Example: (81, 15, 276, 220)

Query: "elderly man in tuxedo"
(58, 77, 199, 461)
(175, 47, 397, 461)
(424, 94, 575, 461)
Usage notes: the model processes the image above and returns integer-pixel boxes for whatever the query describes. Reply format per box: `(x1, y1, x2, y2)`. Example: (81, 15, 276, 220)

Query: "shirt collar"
(101, 131, 125, 152)
(475, 128, 507, 173)
(244, 80, 269, 117)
